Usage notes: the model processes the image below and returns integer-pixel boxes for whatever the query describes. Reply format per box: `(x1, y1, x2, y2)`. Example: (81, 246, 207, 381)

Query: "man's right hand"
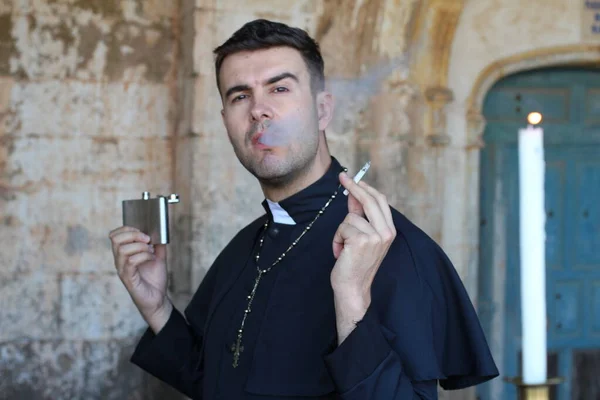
(109, 226, 173, 334)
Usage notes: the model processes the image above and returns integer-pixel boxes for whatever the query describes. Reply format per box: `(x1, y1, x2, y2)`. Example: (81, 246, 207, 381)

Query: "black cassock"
(131, 157, 499, 399)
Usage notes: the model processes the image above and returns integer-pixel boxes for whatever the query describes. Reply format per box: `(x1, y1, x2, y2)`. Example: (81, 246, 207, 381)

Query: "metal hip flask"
(122, 192, 180, 244)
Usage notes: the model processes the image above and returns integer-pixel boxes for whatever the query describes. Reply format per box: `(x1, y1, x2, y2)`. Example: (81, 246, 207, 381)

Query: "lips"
(251, 132, 272, 151)
(251, 132, 263, 146)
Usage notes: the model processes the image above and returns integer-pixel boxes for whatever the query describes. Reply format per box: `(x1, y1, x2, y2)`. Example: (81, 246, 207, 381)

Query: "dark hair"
(213, 19, 325, 95)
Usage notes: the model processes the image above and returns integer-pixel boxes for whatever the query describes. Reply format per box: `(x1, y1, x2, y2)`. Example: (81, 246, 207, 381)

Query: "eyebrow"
(224, 72, 300, 99)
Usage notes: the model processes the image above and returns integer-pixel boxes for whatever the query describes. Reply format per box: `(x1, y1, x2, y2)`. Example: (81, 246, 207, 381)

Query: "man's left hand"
(331, 171, 396, 343)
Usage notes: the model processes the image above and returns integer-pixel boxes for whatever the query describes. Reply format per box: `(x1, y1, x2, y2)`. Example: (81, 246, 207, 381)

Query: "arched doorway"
(478, 67, 600, 400)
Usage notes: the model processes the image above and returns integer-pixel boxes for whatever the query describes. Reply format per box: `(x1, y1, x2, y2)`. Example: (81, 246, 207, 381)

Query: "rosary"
(230, 173, 346, 368)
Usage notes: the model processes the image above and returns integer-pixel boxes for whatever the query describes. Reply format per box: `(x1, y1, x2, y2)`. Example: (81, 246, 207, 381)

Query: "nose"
(250, 96, 273, 122)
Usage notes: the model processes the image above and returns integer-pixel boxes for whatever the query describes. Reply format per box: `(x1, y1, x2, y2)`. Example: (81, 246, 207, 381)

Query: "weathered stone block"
(190, 237, 217, 290)
(192, 9, 316, 77)
(0, 271, 60, 341)
(9, 0, 31, 14)
(0, 3, 11, 76)
(60, 273, 146, 340)
(192, 10, 218, 78)
(0, 338, 184, 400)
(8, 5, 176, 82)
(0, 77, 13, 111)
(79, 338, 152, 400)
(173, 135, 195, 208)
(195, 0, 319, 15)
(1, 134, 172, 275)
(8, 81, 172, 138)
(167, 236, 193, 297)
(190, 75, 222, 135)
(0, 0, 11, 14)
(5, 137, 171, 191)
(102, 20, 176, 83)
(179, 9, 195, 77)
(14, 0, 178, 24)
(103, 82, 174, 137)
(8, 81, 105, 137)
(137, 0, 178, 24)
(0, 215, 42, 275)
(0, 187, 152, 275)
(0, 339, 85, 400)
(9, 12, 80, 79)
(181, 0, 195, 16)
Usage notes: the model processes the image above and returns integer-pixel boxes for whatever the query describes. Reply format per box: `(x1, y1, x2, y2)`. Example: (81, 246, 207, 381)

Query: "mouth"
(250, 131, 272, 150)
(251, 132, 263, 146)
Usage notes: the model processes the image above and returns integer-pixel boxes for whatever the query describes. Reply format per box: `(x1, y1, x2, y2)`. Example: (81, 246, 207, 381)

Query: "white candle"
(518, 124, 547, 384)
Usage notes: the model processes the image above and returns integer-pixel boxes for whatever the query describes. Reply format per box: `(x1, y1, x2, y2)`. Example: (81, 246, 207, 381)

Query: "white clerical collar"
(265, 199, 296, 225)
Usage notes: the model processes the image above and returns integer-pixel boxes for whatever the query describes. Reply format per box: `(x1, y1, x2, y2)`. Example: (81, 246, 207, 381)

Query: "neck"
(261, 149, 331, 203)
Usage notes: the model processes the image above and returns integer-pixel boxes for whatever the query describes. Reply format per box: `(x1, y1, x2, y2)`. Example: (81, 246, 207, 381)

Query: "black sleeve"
(130, 308, 204, 398)
(324, 308, 438, 399)
(130, 254, 221, 399)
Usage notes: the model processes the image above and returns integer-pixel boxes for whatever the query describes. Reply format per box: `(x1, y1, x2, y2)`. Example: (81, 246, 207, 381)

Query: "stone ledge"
(0, 337, 184, 400)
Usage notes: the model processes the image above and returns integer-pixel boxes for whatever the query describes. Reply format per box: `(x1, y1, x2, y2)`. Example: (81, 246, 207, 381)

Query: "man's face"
(219, 46, 329, 185)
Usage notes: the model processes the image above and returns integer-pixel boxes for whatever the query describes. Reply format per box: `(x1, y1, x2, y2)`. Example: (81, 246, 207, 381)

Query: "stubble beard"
(233, 130, 320, 189)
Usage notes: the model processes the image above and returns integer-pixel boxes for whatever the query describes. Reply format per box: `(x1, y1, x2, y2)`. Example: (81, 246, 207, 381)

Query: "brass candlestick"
(504, 377, 564, 400)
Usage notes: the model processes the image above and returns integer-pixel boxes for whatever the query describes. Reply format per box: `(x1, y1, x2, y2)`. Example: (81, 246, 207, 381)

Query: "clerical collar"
(264, 199, 296, 225)
(261, 157, 345, 225)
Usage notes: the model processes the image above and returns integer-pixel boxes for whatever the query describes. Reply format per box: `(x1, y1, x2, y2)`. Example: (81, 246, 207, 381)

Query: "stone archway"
(444, 1, 600, 292)
(444, 2, 600, 399)
(462, 46, 600, 400)
(467, 44, 600, 121)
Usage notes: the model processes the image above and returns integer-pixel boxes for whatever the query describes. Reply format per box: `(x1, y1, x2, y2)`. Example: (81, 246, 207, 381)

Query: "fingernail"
(148, 245, 154, 253)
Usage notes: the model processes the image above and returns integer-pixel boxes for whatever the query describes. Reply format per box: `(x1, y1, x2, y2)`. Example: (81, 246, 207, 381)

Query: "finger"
(347, 191, 365, 218)
(111, 231, 150, 262)
(109, 226, 140, 239)
(358, 181, 395, 233)
(332, 221, 366, 259)
(344, 212, 376, 235)
(122, 251, 156, 279)
(111, 230, 151, 248)
(115, 243, 151, 275)
(339, 172, 388, 233)
(119, 242, 154, 258)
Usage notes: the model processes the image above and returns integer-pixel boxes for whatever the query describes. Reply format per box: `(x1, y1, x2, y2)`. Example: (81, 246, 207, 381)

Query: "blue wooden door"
(478, 68, 600, 400)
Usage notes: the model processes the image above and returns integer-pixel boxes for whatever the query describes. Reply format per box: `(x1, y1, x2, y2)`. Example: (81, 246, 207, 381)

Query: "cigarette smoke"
(248, 117, 303, 147)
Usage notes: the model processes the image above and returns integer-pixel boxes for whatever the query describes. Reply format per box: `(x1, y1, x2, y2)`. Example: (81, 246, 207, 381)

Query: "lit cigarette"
(343, 161, 371, 196)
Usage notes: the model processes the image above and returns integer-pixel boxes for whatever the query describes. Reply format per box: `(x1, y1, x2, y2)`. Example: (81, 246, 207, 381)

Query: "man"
(109, 19, 498, 399)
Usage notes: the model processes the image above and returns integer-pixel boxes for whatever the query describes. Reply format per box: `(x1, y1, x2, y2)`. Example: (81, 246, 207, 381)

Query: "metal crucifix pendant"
(231, 269, 264, 368)
(231, 334, 244, 368)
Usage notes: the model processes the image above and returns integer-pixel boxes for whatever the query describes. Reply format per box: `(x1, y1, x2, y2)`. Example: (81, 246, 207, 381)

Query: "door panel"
(478, 68, 600, 400)
(574, 158, 600, 267)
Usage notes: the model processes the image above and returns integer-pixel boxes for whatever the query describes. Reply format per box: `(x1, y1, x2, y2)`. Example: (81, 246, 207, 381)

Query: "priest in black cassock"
(109, 19, 499, 400)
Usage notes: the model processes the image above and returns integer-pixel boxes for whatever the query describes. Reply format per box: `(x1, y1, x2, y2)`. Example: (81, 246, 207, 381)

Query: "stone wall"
(0, 0, 181, 398)
(2, 0, 594, 398)
(0, 0, 456, 398)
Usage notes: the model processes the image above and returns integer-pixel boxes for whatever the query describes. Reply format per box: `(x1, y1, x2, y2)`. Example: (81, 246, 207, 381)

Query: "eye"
(273, 86, 289, 93)
(232, 94, 248, 103)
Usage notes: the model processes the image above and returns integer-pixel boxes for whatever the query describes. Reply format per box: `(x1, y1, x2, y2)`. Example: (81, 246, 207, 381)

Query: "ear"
(316, 91, 334, 131)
